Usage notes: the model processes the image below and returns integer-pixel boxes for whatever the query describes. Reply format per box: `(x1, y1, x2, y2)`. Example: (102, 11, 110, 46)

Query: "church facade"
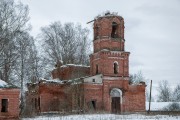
(26, 13, 146, 114)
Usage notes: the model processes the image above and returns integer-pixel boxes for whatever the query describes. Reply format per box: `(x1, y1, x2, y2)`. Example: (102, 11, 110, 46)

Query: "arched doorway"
(110, 88, 122, 113)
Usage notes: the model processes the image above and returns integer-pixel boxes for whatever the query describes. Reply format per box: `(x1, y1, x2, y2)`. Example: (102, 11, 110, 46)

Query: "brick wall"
(83, 84, 103, 111)
(0, 88, 20, 119)
(52, 65, 90, 80)
(90, 51, 130, 76)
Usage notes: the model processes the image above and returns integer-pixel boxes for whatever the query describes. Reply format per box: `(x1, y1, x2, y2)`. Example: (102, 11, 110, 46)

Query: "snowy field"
(23, 114, 180, 120)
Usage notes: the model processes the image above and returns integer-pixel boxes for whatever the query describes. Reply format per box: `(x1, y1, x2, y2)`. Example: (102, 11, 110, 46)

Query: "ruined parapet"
(52, 64, 90, 80)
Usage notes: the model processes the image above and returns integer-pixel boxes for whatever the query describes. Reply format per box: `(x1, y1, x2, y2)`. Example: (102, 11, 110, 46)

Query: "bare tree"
(129, 71, 145, 84)
(10, 32, 40, 114)
(157, 80, 172, 102)
(39, 22, 91, 70)
(0, 1, 41, 114)
(0, 0, 30, 82)
(75, 24, 90, 65)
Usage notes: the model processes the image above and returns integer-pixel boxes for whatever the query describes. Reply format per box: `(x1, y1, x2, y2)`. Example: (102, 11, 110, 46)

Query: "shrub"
(163, 102, 180, 111)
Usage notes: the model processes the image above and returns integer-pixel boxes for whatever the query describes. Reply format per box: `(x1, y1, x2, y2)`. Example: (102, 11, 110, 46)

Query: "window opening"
(111, 22, 118, 38)
(94, 26, 99, 39)
(92, 79, 95, 82)
(35, 98, 37, 109)
(38, 97, 40, 110)
(1, 99, 8, 112)
(96, 64, 98, 74)
(114, 62, 118, 74)
(89, 100, 96, 110)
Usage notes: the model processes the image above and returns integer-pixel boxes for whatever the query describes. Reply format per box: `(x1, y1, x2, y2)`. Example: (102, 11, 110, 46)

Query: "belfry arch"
(111, 22, 118, 38)
(110, 88, 122, 113)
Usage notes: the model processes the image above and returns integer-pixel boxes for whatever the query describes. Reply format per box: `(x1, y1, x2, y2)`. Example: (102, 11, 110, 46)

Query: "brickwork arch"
(110, 88, 122, 113)
(110, 88, 122, 97)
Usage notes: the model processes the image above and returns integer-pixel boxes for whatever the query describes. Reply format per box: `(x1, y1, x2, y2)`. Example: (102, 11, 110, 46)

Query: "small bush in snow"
(163, 102, 180, 111)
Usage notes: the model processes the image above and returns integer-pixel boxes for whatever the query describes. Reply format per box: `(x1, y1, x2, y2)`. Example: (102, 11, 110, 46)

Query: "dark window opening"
(111, 22, 118, 38)
(1, 99, 8, 112)
(89, 100, 96, 110)
(35, 98, 37, 109)
(38, 97, 40, 110)
(94, 26, 99, 39)
(96, 64, 98, 74)
(92, 79, 95, 82)
(114, 62, 118, 74)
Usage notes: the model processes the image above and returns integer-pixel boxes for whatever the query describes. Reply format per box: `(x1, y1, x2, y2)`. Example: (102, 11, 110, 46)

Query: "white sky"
(16, 0, 180, 98)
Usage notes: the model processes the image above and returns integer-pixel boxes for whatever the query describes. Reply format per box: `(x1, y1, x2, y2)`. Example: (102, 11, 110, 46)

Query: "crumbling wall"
(52, 65, 90, 80)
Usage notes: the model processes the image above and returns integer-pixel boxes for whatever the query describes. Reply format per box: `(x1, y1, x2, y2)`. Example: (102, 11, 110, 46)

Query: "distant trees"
(173, 85, 180, 102)
(39, 22, 91, 68)
(129, 71, 145, 84)
(157, 80, 172, 102)
(157, 80, 180, 102)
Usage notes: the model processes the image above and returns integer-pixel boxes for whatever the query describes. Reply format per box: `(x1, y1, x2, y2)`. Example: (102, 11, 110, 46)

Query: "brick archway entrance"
(110, 88, 122, 113)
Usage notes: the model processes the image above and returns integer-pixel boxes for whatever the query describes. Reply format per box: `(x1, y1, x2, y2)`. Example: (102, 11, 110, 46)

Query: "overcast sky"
(16, 0, 180, 97)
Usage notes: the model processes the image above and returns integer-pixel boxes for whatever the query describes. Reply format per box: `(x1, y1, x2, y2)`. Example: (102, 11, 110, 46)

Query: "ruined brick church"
(26, 13, 146, 114)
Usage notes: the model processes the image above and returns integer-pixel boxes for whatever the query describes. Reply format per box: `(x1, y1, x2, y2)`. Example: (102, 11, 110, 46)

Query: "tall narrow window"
(35, 98, 37, 109)
(96, 64, 98, 74)
(114, 62, 118, 74)
(94, 26, 99, 39)
(111, 22, 118, 38)
(38, 97, 40, 110)
(1, 99, 8, 112)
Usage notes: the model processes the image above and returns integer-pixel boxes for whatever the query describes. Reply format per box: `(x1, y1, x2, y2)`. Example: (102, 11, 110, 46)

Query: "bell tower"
(90, 13, 130, 77)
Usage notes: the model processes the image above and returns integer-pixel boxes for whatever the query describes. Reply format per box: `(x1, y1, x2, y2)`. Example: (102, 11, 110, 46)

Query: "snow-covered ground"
(23, 114, 180, 120)
(23, 102, 180, 120)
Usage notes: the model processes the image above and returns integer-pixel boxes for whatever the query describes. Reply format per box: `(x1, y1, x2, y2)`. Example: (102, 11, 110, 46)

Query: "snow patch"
(40, 78, 64, 84)
(61, 64, 90, 68)
(100, 49, 109, 52)
(0, 79, 8, 87)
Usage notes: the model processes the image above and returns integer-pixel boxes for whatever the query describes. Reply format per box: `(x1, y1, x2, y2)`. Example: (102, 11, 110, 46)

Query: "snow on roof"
(61, 64, 90, 68)
(40, 78, 64, 84)
(39, 77, 85, 85)
(0, 79, 8, 87)
(0, 79, 18, 88)
(100, 49, 109, 52)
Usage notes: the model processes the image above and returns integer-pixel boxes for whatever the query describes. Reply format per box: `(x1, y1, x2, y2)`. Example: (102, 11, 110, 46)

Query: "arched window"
(96, 64, 98, 74)
(114, 62, 118, 74)
(111, 22, 118, 38)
